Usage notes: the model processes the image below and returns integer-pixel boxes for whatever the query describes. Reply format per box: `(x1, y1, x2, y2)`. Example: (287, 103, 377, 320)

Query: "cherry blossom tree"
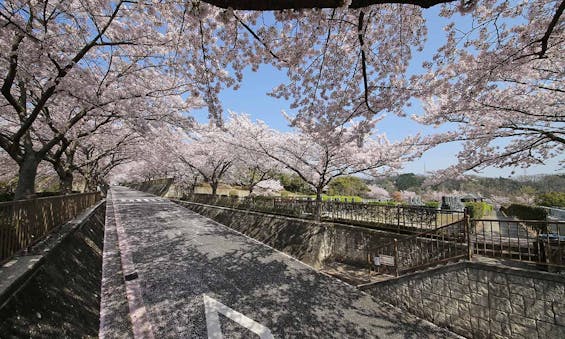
(228, 155, 282, 194)
(366, 185, 391, 200)
(253, 179, 285, 196)
(108, 123, 192, 185)
(173, 127, 236, 196)
(74, 131, 141, 192)
(3, 0, 562, 201)
(209, 0, 563, 176)
(217, 114, 283, 193)
(414, 0, 564, 178)
(226, 112, 419, 219)
(1, 0, 277, 199)
(0, 1, 207, 198)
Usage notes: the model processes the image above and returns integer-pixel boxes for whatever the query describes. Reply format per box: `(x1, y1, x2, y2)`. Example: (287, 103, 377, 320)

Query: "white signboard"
(373, 256, 380, 266)
(374, 255, 395, 266)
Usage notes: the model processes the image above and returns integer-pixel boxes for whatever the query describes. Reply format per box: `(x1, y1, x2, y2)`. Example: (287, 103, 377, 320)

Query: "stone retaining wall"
(0, 202, 106, 338)
(360, 261, 565, 339)
(175, 200, 412, 268)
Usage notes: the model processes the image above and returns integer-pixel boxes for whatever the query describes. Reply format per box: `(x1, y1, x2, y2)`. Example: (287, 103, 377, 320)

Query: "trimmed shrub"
(465, 202, 493, 219)
(535, 192, 565, 208)
(280, 190, 291, 197)
(367, 200, 398, 206)
(502, 204, 548, 220)
(425, 201, 440, 208)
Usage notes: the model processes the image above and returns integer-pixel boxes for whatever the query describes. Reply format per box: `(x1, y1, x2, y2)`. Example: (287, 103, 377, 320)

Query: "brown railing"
(369, 217, 565, 277)
(369, 218, 470, 276)
(183, 194, 565, 274)
(183, 194, 464, 232)
(470, 218, 565, 267)
(322, 201, 464, 232)
(0, 192, 102, 264)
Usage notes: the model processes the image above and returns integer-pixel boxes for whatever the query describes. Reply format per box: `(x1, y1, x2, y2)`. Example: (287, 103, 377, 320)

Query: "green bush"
(502, 204, 548, 220)
(328, 176, 369, 197)
(425, 201, 440, 208)
(367, 200, 398, 206)
(315, 195, 363, 202)
(465, 202, 493, 219)
(535, 192, 565, 208)
(228, 190, 239, 197)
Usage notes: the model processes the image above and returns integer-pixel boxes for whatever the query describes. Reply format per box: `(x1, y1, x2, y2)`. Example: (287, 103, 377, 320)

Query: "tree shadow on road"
(119, 204, 455, 338)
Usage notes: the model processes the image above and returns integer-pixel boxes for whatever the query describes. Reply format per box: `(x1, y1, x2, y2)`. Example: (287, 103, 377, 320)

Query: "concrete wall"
(128, 178, 173, 197)
(0, 202, 106, 338)
(361, 261, 565, 339)
(174, 200, 411, 269)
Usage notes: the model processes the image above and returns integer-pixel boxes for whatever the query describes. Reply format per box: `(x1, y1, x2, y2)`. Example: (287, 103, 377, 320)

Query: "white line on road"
(203, 294, 274, 339)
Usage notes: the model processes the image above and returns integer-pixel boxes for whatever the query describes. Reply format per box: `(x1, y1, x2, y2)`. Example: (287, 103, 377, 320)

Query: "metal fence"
(369, 219, 470, 276)
(367, 217, 565, 277)
(470, 218, 565, 267)
(0, 192, 102, 264)
(322, 201, 464, 232)
(184, 194, 464, 232)
(185, 194, 565, 274)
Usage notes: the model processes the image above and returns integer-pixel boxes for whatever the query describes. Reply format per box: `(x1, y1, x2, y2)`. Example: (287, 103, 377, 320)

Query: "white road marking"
(203, 294, 274, 339)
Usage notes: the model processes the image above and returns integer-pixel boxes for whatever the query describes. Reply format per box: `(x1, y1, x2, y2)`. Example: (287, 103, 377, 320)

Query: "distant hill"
(369, 174, 565, 198)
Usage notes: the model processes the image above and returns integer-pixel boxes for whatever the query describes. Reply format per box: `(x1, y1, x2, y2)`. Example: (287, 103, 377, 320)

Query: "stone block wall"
(361, 261, 565, 339)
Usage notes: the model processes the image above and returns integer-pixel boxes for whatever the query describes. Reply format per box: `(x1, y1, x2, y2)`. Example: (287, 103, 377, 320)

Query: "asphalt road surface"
(100, 186, 458, 338)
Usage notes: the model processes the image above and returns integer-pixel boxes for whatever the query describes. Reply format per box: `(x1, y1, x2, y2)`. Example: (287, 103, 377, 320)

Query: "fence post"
(465, 214, 472, 260)
(396, 206, 401, 232)
(393, 238, 399, 277)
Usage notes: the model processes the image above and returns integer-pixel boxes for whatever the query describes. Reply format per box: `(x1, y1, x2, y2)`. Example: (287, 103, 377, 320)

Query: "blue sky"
(191, 7, 563, 178)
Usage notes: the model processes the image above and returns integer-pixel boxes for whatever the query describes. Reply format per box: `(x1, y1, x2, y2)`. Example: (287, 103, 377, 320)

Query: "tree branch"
(202, 0, 457, 10)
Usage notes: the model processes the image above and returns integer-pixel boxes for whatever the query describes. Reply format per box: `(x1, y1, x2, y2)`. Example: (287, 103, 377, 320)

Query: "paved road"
(100, 187, 458, 338)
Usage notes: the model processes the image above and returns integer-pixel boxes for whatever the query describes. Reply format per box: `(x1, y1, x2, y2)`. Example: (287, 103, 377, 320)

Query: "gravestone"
(441, 196, 465, 211)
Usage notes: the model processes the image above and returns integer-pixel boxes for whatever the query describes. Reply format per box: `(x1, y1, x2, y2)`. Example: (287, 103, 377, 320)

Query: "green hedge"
(425, 201, 440, 208)
(303, 195, 363, 202)
(502, 204, 548, 220)
(367, 200, 398, 206)
(535, 192, 565, 208)
(465, 202, 493, 219)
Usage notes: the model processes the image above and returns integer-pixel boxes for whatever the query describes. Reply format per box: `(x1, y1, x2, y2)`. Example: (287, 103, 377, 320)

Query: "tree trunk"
(60, 171, 74, 194)
(190, 176, 198, 193)
(53, 162, 74, 194)
(86, 179, 98, 192)
(211, 182, 218, 196)
(14, 152, 40, 200)
(315, 188, 323, 221)
(83, 175, 97, 192)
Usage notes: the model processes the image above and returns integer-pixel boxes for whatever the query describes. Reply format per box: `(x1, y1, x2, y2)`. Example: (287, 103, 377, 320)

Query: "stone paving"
(100, 186, 460, 338)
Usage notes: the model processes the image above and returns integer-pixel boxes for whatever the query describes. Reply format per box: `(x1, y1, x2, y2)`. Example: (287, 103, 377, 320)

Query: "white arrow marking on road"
(203, 294, 274, 339)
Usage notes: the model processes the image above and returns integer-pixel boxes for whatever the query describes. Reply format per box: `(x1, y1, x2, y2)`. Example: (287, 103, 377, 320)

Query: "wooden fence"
(0, 192, 102, 264)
